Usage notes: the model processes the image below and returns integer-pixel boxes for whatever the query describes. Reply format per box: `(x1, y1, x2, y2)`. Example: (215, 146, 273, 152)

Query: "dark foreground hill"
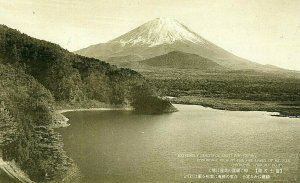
(0, 25, 175, 182)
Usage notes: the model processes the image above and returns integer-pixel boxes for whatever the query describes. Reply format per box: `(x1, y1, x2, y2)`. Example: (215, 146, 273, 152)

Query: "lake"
(58, 104, 300, 183)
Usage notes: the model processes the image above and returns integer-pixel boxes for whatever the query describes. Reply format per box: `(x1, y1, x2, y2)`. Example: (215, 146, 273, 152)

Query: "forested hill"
(0, 24, 146, 104)
(0, 24, 175, 182)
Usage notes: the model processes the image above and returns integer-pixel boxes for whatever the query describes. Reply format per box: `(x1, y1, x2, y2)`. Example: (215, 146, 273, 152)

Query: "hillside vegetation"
(0, 25, 174, 182)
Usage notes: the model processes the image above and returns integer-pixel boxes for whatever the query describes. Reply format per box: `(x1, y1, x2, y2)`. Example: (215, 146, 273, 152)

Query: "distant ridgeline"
(0, 25, 174, 182)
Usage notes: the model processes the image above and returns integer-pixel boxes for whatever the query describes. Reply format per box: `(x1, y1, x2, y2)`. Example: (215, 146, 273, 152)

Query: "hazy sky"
(1, 0, 299, 70)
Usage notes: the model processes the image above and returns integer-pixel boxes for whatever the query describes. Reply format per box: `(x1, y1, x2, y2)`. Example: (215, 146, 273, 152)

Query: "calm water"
(59, 105, 300, 183)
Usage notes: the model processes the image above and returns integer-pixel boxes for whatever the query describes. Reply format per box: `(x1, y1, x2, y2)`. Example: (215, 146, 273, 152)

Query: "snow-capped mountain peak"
(108, 17, 205, 47)
(76, 18, 269, 70)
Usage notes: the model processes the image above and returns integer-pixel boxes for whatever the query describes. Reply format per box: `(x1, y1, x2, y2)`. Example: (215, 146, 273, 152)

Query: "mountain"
(75, 18, 272, 70)
(137, 51, 225, 70)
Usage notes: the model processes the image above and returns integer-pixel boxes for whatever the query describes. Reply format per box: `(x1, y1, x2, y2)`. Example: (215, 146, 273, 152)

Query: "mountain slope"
(138, 51, 225, 70)
(75, 18, 268, 70)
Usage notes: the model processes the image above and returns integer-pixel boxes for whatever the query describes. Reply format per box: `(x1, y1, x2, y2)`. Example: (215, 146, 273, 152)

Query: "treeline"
(0, 25, 174, 182)
(149, 74, 300, 102)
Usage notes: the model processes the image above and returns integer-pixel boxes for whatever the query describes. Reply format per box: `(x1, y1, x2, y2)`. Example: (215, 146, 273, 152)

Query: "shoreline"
(0, 158, 33, 183)
(54, 107, 133, 128)
(176, 102, 300, 118)
(57, 107, 133, 114)
(55, 104, 298, 122)
(52, 107, 134, 182)
(170, 97, 300, 118)
(173, 103, 282, 116)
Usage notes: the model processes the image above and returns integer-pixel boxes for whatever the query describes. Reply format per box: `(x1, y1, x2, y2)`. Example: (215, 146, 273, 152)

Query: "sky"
(0, 0, 299, 70)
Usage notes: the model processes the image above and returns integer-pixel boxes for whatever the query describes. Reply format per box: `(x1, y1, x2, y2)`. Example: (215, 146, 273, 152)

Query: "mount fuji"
(75, 18, 276, 70)
(109, 17, 206, 47)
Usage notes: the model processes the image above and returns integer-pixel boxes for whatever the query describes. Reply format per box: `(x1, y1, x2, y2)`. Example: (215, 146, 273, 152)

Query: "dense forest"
(0, 25, 146, 104)
(0, 25, 173, 182)
(0, 63, 72, 181)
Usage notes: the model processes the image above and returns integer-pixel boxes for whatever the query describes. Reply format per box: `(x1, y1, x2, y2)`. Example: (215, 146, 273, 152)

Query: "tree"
(84, 73, 111, 103)
(12, 44, 20, 62)
(129, 83, 175, 114)
(46, 58, 85, 102)
(0, 101, 19, 147)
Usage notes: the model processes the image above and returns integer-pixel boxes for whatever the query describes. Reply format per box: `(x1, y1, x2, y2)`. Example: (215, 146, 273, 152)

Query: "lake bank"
(0, 158, 33, 183)
(54, 107, 133, 128)
(170, 96, 300, 118)
(57, 107, 133, 114)
(52, 106, 135, 182)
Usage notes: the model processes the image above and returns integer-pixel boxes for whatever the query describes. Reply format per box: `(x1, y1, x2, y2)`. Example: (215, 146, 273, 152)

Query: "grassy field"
(133, 67, 300, 117)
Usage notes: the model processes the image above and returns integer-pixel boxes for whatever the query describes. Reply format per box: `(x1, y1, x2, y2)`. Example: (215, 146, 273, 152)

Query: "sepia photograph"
(0, 0, 299, 182)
